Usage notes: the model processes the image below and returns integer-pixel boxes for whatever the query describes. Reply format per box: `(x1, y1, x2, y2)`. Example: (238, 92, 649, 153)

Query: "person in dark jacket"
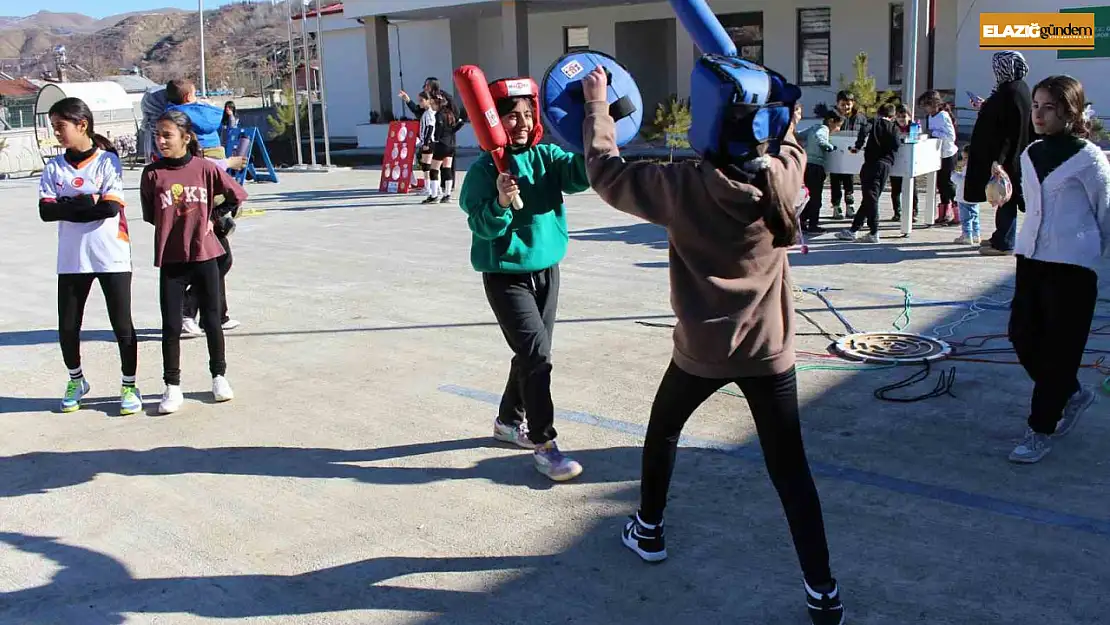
(829, 90, 870, 220)
(836, 104, 900, 243)
(965, 51, 1033, 256)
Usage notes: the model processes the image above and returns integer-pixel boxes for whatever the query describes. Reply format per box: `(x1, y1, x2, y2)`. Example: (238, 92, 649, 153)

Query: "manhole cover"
(833, 332, 952, 364)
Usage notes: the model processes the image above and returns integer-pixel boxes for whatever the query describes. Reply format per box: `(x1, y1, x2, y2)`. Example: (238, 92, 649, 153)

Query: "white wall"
(956, 0, 1110, 112)
(386, 19, 454, 119)
(322, 23, 372, 138)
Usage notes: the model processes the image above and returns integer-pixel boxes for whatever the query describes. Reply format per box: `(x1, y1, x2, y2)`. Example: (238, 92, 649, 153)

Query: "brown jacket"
(583, 100, 804, 379)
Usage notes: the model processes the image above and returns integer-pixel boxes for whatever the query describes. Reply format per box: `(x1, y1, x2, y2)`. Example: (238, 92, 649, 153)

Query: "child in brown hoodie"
(580, 65, 843, 625)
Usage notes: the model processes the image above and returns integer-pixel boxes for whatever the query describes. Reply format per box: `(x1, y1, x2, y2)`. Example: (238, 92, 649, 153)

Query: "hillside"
(1, 3, 290, 89)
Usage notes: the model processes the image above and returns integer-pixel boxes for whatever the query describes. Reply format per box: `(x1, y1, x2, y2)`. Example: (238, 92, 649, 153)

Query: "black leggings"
(58, 272, 137, 376)
(801, 164, 826, 229)
(851, 161, 892, 235)
(1009, 256, 1098, 434)
(889, 176, 920, 216)
(829, 173, 854, 207)
(937, 155, 957, 204)
(640, 361, 832, 586)
(484, 265, 560, 445)
(160, 259, 226, 385)
(183, 235, 231, 323)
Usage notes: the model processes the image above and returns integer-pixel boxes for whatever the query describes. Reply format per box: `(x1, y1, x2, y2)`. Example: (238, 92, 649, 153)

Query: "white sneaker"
(181, 317, 203, 337)
(158, 385, 184, 414)
(221, 318, 241, 331)
(835, 229, 858, 242)
(212, 375, 234, 402)
(860, 232, 881, 244)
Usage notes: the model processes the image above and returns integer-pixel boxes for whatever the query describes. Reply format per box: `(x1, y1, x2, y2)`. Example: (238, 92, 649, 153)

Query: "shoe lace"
(539, 441, 564, 462)
(64, 379, 81, 398)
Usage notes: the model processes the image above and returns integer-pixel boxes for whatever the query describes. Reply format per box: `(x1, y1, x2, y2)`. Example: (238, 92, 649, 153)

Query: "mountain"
(1, 4, 290, 90)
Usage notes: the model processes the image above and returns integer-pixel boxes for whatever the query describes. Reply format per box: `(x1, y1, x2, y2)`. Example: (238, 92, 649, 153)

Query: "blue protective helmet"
(688, 55, 802, 164)
(541, 50, 643, 152)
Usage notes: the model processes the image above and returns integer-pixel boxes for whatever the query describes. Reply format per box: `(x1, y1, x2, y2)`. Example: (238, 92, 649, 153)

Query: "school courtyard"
(1, 167, 1109, 624)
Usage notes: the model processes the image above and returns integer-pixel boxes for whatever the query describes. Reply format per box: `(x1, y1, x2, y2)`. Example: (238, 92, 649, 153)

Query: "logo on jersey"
(73, 177, 85, 188)
(160, 184, 209, 216)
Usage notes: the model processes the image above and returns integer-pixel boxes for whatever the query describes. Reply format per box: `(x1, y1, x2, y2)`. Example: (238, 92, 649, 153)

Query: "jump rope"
(637, 288, 1110, 402)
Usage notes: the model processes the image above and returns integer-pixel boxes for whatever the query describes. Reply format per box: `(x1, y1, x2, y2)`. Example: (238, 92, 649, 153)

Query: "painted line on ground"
(438, 384, 1110, 537)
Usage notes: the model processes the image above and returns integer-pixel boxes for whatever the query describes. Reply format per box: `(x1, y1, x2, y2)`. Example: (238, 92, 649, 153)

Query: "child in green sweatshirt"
(458, 75, 590, 482)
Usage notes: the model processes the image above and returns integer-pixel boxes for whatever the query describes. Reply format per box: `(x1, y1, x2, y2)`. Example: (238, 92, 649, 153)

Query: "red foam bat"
(453, 64, 524, 210)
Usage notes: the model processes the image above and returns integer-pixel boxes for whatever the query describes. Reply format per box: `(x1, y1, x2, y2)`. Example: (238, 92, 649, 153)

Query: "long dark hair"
(437, 93, 457, 126)
(221, 100, 237, 128)
(47, 97, 116, 154)
(156, 110, 203, 157)
(1033, 75, 1090, 138)
(917, 90, 950, 114)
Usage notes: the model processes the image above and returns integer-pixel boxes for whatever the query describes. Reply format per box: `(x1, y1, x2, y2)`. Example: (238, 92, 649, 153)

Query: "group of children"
(39, 95, 247, 416)
(798, 89, 982, 244)
(34, 51, 1109, 625)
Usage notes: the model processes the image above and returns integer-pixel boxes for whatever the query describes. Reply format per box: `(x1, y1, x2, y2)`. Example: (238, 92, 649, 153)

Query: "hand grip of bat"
(454, 65, 524, 210)
(668, 0, 737, 56)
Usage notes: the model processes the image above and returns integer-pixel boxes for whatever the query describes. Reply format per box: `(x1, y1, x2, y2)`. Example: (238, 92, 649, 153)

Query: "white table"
(824, 135, 942, 236)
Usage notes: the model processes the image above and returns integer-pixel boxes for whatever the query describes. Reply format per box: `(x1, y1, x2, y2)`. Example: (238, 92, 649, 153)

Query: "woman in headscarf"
(965, 50, 1034, 256)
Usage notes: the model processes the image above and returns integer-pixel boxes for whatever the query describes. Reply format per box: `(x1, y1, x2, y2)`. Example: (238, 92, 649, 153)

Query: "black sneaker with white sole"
(805, 579, 845, 625)
(621, 513, 666, 562)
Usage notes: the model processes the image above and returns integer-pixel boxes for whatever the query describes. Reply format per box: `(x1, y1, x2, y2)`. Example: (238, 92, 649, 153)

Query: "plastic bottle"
(907, 121, 921, 144)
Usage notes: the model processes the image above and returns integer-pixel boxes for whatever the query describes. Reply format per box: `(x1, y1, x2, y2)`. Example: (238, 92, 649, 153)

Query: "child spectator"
(799, 111, 843, 233)
(836, 103, 900, 243)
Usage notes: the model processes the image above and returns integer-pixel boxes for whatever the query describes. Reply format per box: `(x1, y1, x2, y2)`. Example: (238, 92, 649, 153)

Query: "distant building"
(104, 74, 160, 95)
(0, 78, 39, 129)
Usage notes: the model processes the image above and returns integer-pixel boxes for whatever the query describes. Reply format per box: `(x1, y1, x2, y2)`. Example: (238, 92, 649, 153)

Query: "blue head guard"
(688, 55, 802, 164)
(541, 50, 643, 152)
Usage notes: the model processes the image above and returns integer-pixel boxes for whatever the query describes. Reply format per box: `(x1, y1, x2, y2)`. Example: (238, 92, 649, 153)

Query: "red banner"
(379, 120, 425, 194)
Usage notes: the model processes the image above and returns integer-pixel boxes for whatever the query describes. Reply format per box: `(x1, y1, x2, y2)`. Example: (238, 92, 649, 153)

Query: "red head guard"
(488, 76, 544, 147)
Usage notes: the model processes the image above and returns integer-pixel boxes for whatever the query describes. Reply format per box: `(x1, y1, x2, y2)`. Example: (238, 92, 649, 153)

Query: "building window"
(889, 4, 904, 85)
(797, 8, 831, 86)
(719, 12, 763, 64)
(564, 26, 589, 53)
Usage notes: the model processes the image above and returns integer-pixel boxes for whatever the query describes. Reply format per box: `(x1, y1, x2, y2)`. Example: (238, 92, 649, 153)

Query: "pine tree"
(266, 89, 306, 150)
(648, 95, 692, 162)
(838, 52, 900, 117)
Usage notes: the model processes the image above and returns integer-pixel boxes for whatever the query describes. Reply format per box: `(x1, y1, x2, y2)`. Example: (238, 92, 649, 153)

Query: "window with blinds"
(719, 12, 764, 65)
(797, 8, 831, 86)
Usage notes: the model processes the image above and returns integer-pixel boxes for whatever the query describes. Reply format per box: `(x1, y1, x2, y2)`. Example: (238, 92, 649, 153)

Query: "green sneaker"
(60, 378, 90, 413)
(120, 385, 143, 416)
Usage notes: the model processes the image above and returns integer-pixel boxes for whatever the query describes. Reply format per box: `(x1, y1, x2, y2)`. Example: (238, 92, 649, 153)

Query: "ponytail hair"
(47, 97, 118, 155)
(157, 110, 204, 157)
(437, 93, 457, 126)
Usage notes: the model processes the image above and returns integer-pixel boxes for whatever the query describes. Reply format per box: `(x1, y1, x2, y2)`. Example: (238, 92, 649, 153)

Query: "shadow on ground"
(0, 328, 161, 348)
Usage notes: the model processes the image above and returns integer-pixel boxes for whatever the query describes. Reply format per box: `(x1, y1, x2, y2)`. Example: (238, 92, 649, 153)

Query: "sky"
(0, 0, 242, 20)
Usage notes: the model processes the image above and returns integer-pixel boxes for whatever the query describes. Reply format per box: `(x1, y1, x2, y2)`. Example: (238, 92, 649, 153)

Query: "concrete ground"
(1, 168, 1109, 625)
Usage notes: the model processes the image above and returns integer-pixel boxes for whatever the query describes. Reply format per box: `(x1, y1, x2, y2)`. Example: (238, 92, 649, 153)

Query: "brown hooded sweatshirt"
(583, 100, 804, 379)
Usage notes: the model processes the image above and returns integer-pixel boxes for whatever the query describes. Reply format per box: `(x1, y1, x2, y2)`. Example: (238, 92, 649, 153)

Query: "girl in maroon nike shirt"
(141, 110, 247, 414)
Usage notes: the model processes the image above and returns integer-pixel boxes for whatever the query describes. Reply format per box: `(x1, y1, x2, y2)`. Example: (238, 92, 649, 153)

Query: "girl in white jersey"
(38, 97, 142, 415)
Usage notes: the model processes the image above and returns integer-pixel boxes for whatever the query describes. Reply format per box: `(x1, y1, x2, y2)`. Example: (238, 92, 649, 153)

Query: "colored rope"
(892, 285, 912, 331)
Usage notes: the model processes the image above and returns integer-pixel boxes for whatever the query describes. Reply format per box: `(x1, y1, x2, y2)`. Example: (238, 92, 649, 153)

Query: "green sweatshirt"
(459, 143, 589, 273)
